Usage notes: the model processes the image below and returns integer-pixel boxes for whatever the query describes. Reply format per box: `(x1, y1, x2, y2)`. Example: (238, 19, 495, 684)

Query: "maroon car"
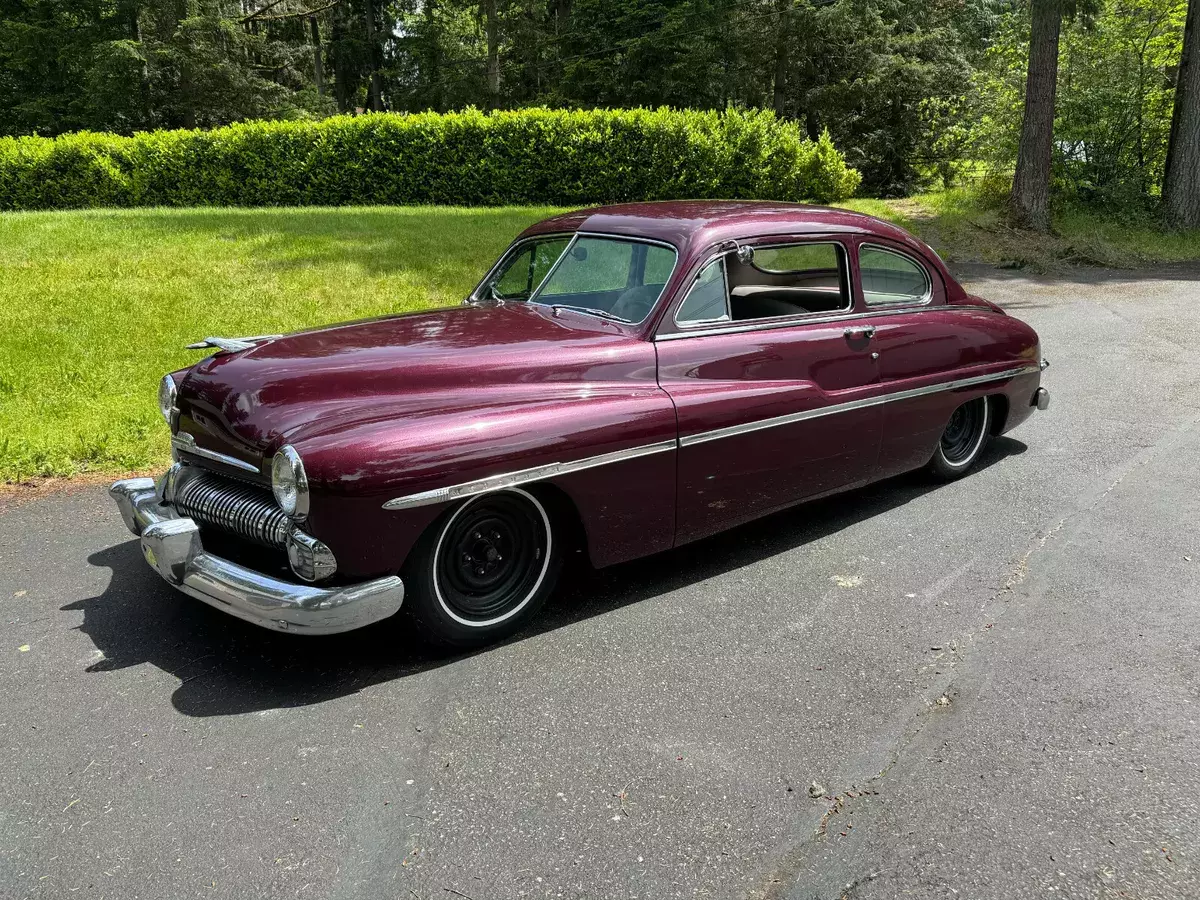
(110, 201, 1049, 647)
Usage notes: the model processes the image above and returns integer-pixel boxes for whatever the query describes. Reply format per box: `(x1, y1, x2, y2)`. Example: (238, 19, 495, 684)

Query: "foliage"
(392, 0, 1011, 196)
(764, 0, 1000, 196)
(0, 0, 332, 137)
(971, 0, 1189, 206)
(1, 0, 1195, 210)
(0, 107, 861, 211)
(0, 0, 1014, 196)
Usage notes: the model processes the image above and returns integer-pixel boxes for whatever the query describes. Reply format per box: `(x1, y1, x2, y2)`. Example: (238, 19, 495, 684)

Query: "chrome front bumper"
(109, 477, 404, 635)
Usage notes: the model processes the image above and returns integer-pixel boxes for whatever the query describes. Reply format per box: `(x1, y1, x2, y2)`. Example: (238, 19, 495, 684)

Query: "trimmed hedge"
(0, 108, 861, 211)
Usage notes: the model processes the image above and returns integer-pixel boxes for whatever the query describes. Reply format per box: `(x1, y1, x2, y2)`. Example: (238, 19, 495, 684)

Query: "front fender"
(295, 385, 679, 578)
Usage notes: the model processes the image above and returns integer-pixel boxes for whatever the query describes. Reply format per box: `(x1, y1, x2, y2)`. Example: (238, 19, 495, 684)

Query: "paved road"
(3, 266, 1199, 900)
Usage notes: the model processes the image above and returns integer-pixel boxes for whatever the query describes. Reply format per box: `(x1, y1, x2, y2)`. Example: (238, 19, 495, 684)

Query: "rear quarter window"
(859, 245, 931, 306)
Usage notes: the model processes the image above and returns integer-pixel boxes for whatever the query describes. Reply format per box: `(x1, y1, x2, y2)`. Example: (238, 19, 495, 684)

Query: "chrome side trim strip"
(171, 432, 262, 474)
(655, 304, 988, 341)
(382, 439, 678, 511)
(679, 365, 1040, 447)
(382, 364, 1038, 512)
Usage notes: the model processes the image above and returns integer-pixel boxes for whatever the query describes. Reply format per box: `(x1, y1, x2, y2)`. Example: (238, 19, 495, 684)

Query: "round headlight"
(271, 445, 309, 519)
(158, 374, 177, 425)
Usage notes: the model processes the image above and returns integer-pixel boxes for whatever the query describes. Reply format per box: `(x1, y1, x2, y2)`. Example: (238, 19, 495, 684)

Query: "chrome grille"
(173, 468, 290, 548)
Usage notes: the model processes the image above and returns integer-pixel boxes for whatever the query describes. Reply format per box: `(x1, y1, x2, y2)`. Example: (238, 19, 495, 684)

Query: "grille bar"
(174, 468, 291, 548)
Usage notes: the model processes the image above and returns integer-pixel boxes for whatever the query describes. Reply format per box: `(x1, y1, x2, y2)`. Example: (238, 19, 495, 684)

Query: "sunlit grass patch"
(0, 205, 560, 482)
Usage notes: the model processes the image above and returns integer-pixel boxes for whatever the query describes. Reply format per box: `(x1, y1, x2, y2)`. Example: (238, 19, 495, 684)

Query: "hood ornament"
(186, 335, 280, 354)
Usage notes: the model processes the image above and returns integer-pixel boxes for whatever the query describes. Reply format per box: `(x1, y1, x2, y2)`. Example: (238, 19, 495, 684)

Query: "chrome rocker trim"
(383, 364, 1041, 511)
(110, 478, 404, 635)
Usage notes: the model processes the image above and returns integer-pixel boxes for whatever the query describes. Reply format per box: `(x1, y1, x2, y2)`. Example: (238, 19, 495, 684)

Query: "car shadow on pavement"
(67, 437, 1026, 718)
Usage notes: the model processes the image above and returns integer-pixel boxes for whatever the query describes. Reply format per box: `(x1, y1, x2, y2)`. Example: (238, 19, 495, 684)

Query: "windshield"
(529, 235, 677, 324)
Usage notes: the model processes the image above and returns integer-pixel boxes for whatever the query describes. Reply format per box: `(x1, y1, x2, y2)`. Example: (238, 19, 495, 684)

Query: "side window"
(725, 241, 849, 321)
(860, 245, 931, 306)
(676, 259, 729, 325)
(489, 237, 569, 300)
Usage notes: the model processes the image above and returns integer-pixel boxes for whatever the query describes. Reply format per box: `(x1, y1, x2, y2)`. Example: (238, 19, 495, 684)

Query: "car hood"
(177, 302, 653, 457)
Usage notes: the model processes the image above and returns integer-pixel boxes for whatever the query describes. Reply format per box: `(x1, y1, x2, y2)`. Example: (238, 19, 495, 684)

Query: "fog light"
(286, 530, 337, 582)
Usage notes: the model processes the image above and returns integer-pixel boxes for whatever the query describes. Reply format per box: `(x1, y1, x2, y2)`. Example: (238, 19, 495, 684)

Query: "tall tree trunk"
(483, 0, 500, 106)
(805, 109, 820, 141)
(424, 0, 442, 110)
(309, 16, 325, 96)
(1009, 0, 1062, 232)
(332, 1, 352, 112)
(1164, 0, 1200, 229)
(364, 0, 385, 111)
(772, 0, 791, 117)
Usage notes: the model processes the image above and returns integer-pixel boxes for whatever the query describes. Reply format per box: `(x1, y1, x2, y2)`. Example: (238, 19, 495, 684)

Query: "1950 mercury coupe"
(110, 201, 1049, 647)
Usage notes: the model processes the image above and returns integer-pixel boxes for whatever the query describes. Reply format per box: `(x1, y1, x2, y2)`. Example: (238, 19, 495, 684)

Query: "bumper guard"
(109, 478, 404, 635)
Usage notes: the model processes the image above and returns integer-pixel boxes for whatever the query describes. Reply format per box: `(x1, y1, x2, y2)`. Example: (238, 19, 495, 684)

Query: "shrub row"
(0, 108, 861, 211)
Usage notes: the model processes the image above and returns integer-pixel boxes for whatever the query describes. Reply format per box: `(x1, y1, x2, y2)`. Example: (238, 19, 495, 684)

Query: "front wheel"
(402, 488, 562, 648)
(927, 396, 991, 481)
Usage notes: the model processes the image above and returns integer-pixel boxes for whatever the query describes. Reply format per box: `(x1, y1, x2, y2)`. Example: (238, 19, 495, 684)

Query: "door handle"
(844, 325, 876, 340)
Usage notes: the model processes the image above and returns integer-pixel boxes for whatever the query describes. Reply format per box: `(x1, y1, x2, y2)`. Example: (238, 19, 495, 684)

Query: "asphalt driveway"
(2, 265, 1199, 900)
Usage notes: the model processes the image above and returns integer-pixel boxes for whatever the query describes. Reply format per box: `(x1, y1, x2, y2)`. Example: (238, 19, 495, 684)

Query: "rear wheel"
(927, 396, 991, 481)
(403, 488, 562, 648)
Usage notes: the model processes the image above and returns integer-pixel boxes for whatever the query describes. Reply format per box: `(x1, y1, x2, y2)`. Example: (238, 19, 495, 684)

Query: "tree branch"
(240, 0, 289, 22)
(242, 0, 341, 22)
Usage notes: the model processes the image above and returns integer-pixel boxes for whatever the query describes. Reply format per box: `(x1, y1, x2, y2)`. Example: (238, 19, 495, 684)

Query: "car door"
(654, 237, 884, 545)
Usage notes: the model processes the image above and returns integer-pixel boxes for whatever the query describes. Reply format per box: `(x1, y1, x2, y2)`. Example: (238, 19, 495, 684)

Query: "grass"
(841, 188, 1200, 271)
(2, 195, 1198, 483)
(0, 206, 560, 482)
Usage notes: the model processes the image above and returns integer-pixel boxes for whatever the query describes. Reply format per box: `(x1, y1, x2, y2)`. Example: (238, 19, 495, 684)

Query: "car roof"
(518, 200, 920, 252)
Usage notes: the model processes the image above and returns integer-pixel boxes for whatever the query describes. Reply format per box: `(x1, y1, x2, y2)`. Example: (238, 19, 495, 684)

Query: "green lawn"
(0, 206, 560, 482)
(3, 198, 1198, 484)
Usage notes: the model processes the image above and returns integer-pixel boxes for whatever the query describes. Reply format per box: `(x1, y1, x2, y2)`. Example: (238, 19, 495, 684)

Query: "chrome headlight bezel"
(271, 445, 309, 520)
(158, 374, 177, 425)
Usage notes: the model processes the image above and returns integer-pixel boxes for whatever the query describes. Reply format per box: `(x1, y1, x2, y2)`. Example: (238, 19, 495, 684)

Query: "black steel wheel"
(927, 396, 991, 481)
(403, 488, 562, 648)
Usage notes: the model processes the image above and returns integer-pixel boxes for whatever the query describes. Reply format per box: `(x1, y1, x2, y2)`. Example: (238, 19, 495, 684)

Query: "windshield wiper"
(545, 304, 632, 324)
